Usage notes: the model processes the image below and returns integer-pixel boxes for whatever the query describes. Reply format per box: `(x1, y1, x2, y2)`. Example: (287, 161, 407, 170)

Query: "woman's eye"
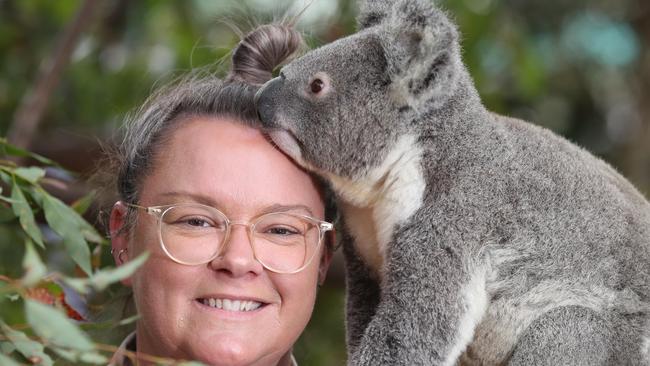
(187, 218, 210, 227)
(177, 217, 214, 228)
(266, 226, 300, 236)
(310, 78, 324, 94)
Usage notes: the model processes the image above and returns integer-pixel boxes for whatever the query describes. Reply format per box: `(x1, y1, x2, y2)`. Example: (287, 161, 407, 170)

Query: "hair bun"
(228, 24, 304, 85)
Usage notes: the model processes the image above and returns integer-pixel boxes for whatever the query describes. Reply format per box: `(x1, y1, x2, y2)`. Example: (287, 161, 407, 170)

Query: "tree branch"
(7, 0, 99, 149)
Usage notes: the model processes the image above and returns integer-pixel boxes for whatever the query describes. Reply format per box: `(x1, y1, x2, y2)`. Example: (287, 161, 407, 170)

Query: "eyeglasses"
(125, 202, 333, 274)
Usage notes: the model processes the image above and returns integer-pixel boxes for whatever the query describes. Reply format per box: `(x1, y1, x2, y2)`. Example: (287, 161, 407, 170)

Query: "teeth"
(202, 298, 262, 312)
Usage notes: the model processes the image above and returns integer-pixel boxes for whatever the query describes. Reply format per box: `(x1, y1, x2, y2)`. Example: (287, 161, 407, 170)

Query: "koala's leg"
(347, 230, 488, 366)
(342, 230, 381, 357)
(507, 305, 645, 366)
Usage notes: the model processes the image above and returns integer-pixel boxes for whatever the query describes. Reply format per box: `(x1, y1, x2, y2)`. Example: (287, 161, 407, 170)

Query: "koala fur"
(254, 0, 650, 364)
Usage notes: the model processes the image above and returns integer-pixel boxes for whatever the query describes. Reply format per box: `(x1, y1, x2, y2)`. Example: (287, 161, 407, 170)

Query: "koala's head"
(255, 0, 464, 181)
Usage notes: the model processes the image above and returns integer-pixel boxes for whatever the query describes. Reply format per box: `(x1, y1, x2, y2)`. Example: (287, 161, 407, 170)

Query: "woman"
(107, 23, 336, 366)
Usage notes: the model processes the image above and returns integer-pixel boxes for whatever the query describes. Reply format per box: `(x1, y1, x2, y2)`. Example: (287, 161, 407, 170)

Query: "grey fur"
(255, 0, 650, 364)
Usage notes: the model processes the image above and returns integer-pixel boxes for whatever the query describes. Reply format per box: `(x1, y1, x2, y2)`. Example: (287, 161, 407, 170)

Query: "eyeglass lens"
(159, 205, 321, 272)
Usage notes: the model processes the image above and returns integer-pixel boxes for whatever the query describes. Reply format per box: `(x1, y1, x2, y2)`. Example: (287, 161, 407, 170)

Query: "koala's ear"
(356, 0, 394, 30)
(380, 0, 461, 110)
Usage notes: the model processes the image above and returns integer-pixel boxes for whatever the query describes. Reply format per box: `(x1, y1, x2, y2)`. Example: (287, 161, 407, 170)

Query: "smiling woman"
(104, 23, 337, 366)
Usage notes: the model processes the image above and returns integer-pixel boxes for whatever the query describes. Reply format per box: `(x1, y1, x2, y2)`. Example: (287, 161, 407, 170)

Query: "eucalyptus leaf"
(71, 191, 95, 215)
(38, 192, 93, 275)
(0, 321, 53, 366)
(50, 345, 108, 365)
(50, 346, 78, 362)
(0, 195, 16, 204)
(37, 188, 103, 242)
(60, 278, 86, 294)
(25, 299, 95, 352)
(63, 252, 148, 293)
(0, 353, 21, 366)
(0, 170, 10, 184)
(0, 205, 16, 222)
(88, 252, 149, 291)
(10, 182, 44, 248)
(0, 340, 16, 354)
(118, 314, 141, 326)
(78, 350, 108, 364)
(13, 167, 46, 184)
(21, 239, 47, 287)
(0, 139, 56, 166)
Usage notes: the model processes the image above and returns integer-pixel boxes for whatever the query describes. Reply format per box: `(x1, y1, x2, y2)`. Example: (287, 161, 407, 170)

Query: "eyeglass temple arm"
(123, 202, 162, 215)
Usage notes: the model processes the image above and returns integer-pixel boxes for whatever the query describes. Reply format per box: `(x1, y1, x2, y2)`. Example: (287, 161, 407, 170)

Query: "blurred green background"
(1, 0, 648, 365)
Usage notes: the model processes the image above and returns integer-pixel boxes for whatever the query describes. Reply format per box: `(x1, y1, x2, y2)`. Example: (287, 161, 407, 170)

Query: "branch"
(7, 0, 100, 149)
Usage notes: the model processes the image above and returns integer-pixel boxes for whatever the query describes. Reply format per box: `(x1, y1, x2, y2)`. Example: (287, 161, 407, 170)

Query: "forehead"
(140, 116, 325, 218)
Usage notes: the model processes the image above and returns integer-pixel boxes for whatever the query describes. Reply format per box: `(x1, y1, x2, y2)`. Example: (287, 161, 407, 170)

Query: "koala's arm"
(348, 228, 488, 366)
(341, 229, 382, 357)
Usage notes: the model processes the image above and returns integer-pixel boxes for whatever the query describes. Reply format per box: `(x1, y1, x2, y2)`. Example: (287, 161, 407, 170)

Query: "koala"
(254, 0, 650, 364)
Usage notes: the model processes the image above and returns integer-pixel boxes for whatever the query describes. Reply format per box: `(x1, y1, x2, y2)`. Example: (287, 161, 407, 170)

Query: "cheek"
(274, 264, 320, 320)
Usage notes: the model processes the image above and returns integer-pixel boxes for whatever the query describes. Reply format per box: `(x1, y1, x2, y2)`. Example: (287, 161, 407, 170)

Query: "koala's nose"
(255, 76, 284, 125)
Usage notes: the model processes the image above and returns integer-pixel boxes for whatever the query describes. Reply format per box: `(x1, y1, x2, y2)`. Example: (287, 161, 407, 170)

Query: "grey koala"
(254, 0, 650, 364)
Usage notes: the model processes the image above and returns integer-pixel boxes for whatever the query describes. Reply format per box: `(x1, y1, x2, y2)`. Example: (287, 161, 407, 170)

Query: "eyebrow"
(156, 191, 315, 217)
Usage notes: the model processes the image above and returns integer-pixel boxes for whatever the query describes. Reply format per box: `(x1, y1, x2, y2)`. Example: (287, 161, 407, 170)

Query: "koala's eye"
(310, 78, 324, 94)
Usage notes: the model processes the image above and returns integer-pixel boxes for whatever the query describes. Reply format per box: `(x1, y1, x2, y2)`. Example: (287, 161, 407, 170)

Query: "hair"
(105, 23, 338, 249)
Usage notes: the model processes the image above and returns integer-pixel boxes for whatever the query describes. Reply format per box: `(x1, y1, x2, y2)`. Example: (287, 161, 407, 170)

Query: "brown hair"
(228, 23, 305, 85)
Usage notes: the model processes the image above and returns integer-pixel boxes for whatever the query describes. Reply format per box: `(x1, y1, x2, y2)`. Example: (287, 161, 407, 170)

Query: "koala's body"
(255, 0, 650, 364)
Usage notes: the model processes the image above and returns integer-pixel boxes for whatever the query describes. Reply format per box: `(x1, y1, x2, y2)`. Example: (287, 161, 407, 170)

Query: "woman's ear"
(110, 201, 133, 286)
(318, 230, 336, 286)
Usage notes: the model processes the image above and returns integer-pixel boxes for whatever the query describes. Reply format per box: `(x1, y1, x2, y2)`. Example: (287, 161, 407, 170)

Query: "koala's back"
(438, 113, 650, 364)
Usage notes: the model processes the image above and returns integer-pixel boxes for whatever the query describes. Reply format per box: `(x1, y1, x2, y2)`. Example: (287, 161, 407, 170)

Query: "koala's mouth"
(267, 129, 307, 167)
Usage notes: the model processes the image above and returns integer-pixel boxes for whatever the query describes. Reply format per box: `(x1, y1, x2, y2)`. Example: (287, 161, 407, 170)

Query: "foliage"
(0, 138, 156, 365)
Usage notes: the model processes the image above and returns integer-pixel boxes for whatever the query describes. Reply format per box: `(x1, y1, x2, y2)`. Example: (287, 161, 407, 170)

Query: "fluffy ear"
(381, 0, 462, 110)
(357, 0, 394, 30)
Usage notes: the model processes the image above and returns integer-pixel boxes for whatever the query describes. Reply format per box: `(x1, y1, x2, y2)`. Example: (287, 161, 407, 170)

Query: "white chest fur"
(327, 134, 426, 279)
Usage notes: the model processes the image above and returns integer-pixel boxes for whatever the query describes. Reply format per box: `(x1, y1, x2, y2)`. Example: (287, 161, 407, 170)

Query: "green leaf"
(48, 345, 108, 365)
(87, 251, 148, 291)
(78, 351, 108, 364)
(0, 340, 16, 354)
(0, 205, 16, 222)
(79, 314, 140, 331)
(25, 300, 95, 351)
(71, 191, 95, 215)
(10, 181, 44, 248)
(37, 191, 94, 275)
(38, 189, 103, 243)
(21, 239, 47, 287)
(0, 353, 21, 366)
(13, 167, 46, 184)
(0, 321, 54, 366)
(0, 138, 56, 166)
(64, 252, 149, 293)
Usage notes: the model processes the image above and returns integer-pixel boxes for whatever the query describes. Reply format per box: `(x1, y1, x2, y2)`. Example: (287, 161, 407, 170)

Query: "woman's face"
(110, 117, 331, 366)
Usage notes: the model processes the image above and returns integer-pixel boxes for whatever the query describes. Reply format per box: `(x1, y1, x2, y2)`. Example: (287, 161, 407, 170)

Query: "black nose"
(255, 76, 284, 125)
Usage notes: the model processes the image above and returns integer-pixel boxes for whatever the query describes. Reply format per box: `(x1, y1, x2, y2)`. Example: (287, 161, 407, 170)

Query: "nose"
(209, 224, 263, 277)
(255, 75, 284, 125)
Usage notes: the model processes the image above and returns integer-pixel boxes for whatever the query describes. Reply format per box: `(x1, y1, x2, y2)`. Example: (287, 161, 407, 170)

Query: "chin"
(191, 337, 268, 366)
